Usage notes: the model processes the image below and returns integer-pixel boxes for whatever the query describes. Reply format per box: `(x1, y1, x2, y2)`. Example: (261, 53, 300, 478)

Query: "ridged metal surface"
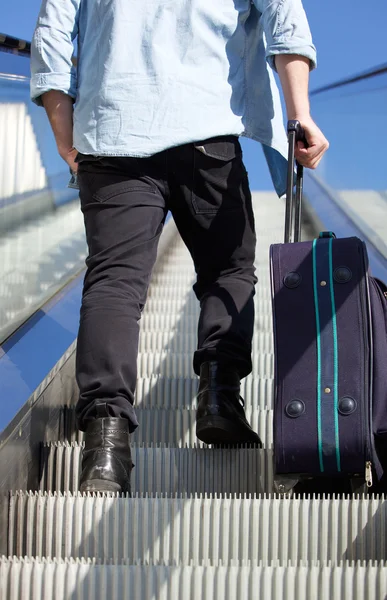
(8, 493, 387, 562)
(63, 407, 273, 447)
(0, 102, 46, 200)
(133, 406, 273, 446)
(139, 313, 274, 333)
(6, 192, 384, 597)
(138, 331, 274, 354)
(150, 275, 271, 288)
(134, 376, 273, 409)
(39, 443, 273, 495)
(0, 200, 86, 342)
(145, 297, 273, 315)
(136, 351, 273, 378)
(2, 560, 387, 600)
(59, 376, 273, 418)
(147, 285, 271, 299)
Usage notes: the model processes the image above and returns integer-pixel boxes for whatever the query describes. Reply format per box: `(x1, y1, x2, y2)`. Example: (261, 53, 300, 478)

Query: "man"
(31, 0, 328, 494)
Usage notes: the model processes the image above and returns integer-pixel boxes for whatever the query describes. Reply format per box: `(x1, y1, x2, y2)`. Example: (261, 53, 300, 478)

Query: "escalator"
(1, 35, 387, 599)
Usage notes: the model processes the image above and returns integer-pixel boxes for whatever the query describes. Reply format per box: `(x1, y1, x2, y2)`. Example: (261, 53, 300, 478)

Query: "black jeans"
(75, 136, 257, 431)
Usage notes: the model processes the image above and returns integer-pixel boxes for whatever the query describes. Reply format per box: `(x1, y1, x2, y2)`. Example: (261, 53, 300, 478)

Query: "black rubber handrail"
(0, 33, 31, 58)
(0, 32, 79, 66)
(310, 63, 387, 96)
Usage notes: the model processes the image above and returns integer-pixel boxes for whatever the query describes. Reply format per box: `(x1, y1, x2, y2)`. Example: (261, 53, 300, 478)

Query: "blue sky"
(2, 0, 387, 190)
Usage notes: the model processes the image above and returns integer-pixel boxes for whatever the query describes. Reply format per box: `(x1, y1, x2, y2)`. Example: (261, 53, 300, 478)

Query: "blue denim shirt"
(30, 0, 316, 196)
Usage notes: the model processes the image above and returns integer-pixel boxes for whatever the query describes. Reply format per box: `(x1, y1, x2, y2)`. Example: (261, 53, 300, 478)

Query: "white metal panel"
(1, 559, 387, 600)
(0, 103, 46, 201)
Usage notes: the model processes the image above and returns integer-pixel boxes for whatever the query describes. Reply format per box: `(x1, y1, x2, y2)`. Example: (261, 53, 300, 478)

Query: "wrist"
(287, 113, 311, 122)
(286, 104, 311, 123)
(58, 143, 75, 156)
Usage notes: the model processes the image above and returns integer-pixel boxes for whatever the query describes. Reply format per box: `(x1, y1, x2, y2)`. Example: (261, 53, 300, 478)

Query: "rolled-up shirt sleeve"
(30, 0, 80, 106)
(253, 0, 317, 71)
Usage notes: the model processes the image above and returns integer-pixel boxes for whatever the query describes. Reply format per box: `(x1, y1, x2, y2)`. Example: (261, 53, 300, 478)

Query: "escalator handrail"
(310, 63, 387, 96)
(0, 32, 77, 66)
(0, 33, 31, 58)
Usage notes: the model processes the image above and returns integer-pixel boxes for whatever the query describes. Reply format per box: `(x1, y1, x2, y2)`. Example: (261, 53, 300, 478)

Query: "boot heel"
(196, 415, 232, 443)
(80, 479, 122, 494)
(196, 362, 263, 447)
(80, 417, 133, 494)
(196, 415, 262, 446)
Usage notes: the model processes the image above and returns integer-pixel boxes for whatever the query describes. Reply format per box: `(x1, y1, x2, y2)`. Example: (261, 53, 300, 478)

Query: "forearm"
(41, 90, 74, 154)
(275, 55, 311, 120)
(275, 55, 329, 169)
(41, 90, 78, 172)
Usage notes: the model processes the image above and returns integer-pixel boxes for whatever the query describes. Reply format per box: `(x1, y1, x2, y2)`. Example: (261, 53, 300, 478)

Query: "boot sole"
(196, 415, 262, 447)
(80, 479, 124, 494)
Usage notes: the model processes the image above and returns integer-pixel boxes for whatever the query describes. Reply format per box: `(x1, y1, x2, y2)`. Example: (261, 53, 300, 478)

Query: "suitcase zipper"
(365, 275, 387, 484)
(358, 243, 373, 485)
(361, 243, 381, 487)
(365, 461, 373, 487)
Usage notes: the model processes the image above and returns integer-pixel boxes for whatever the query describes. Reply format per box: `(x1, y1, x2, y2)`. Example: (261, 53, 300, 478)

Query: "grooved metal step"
(39, 443, 273, 495)
(8, 493, 387, 562)
(2, 560, 386, 600)
(7, 192, 383, 598)
(70, 376, 273, 410)
(139, 313, 273, 333)
(144, 298, 273, 315)
(138, 331, 274, 354)
(147, 286, 272, 299)
(136, 352, 273, 378)
(149, 277, 271, 290)
(63, 407, 273, 447)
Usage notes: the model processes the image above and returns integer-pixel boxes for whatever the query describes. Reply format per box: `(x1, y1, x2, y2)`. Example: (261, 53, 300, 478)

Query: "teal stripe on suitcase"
(312, 237, 341, 473)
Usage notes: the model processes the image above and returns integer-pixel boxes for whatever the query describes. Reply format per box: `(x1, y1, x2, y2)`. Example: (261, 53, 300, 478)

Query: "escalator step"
(135, 352, 273, 378)
(39, 443, 273, 495)
(147, 286, 271, 298)
(8, 492, 387, 563)
(139, 313, 273, 332)
(62, 407, 273, 447)
(134, 376, 273, 409)
(62, 376, 273, 411)
(144, 298, 273, 314)
(2, 560, 386, 600)
(138, 331, 273, 353)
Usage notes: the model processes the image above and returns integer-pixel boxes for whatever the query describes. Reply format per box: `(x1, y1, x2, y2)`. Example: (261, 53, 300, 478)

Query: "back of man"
(73, 0, 255, 156)
(31, 0, 328, 494)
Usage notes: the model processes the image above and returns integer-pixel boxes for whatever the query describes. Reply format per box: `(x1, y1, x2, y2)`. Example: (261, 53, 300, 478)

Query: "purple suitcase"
(270, 121, 387, 494)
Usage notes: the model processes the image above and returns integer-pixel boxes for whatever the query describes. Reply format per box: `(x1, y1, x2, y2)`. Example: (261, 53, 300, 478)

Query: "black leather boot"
(196, 361, 262, 446)
(80, 411, 133, 494)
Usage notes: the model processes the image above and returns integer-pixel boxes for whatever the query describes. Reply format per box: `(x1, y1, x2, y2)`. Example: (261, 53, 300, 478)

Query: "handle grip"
(284, 120, 305, 243)
(287, 119, 308, 148)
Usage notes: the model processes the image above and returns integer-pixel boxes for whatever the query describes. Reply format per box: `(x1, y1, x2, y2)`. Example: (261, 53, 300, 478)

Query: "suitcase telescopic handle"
(284, 120, 307, 243)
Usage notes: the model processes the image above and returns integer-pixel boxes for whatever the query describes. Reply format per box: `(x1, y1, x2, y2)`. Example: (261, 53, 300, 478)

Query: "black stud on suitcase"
(270, 120, 387, 494)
